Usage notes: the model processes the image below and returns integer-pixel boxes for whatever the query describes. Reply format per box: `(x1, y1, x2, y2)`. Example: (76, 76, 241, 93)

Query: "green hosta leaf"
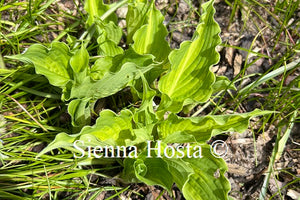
(134, 157, 173, 193)
(182, 144, 230, 200)
(122, 158, 140, 183)
(158, 114, 208, 143)
(132, 2, 170, 61)
(131, 63, 166, 97)
(199, 109, 273, 137)
(158, 0, 221, 115)
(70, 45, 89, 73)
(36, 132, 80, 157)
(90, 56, 114, 80)
(7, 42, 72, 88)
(160, 142, 230, 199)
(90, 48, 154, 80)
(133, 72, 157, 127)
(97, 36, 123, 57)
(129, 126, 153, 146)
(212, 76, 236, 93)
(37, 109, 135, 157)
(68, 62, 153, 100)
(79, 109, 134, 146)
(183, 169, 229, 200)
(85, 0, 117, 26)
(134, 159, 147, 176)
(68, 98, 91, 129)
(158, 109, 273, 143)
(126, 2, 149, 44)
(97, 21, 123, 56)
(70, 45, 89, 83)
(163, 131, 197, 144)
(100, 21, 122, 45)
(163, 158, 193, 190)
(183, 144, 228, 180)
(36, 132, 117, 161)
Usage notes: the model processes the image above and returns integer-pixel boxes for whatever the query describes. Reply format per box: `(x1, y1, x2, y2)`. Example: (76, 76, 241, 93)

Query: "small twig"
(3, 94, 48, 132)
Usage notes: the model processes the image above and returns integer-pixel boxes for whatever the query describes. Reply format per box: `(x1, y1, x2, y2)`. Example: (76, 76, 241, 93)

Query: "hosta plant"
(8, 0, 271, 199)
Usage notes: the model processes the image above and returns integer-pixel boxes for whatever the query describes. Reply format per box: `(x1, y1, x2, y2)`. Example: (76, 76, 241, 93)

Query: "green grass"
(1, 0, 299, 199)
(214, 0, 300, 199)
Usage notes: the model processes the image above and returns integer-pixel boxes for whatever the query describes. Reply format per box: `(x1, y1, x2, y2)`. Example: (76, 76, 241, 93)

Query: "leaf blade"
(134, 158, 173, 193)
(182, 144, 231, 200)
(79, 109, 134, 146)
(7, 42, 72, 88)
(158, 0, 221, 114)
(158, 109, 273, 143)
(132, 2, 170, 61)
(68, 62, 153, 100)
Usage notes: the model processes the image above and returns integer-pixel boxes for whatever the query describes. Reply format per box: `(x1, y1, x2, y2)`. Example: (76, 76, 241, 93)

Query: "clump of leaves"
(7, 0, 272, 199)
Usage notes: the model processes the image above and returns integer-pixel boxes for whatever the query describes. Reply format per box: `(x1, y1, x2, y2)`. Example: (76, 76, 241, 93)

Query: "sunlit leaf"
(132, 2, 170, 61)
(70, 45, 90, 83)
(90, 48, 154, 80)
(7, 42, 72, 88)
(68, 62, 153, 100)
(158, 0, 221, 116)
(97, 21, 123, 56)
(134, 157, 173, 193)
(79, 109, 134, 146)
(164, 158, 193, 190)
(85, 0, 117, 26)
(36, 132, 80, 157)
(133, 72, 157, 127)
(182, 144, 231, 200)
(159, 109, 273, 143)
(70, 45, 89, 74)
(126, 2, 149, 44)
